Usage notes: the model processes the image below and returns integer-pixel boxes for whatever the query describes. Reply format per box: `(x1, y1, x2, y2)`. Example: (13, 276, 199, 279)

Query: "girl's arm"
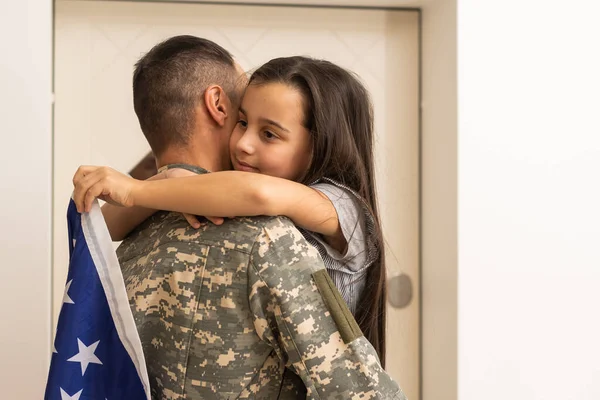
(136, 171, 344, 248)
(101, 172, 166, 241)
(74, 166, 345, 251)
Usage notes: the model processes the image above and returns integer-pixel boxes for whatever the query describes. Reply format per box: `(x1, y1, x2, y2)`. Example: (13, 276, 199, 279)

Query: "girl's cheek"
(229, 133, 240, 152)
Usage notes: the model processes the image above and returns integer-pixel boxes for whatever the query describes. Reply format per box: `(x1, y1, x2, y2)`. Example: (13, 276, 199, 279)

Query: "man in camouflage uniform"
(113, 35, 405, 399)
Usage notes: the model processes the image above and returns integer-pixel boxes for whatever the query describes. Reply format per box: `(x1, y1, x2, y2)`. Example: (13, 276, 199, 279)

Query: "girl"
(74, 56, 388, 366)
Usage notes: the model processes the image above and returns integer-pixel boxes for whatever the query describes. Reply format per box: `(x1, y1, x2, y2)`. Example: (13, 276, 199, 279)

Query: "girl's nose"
(235, 131, 256, 155)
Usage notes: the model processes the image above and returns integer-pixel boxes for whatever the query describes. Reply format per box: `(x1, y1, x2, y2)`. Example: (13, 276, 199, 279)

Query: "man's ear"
(204, 85, 229, 127)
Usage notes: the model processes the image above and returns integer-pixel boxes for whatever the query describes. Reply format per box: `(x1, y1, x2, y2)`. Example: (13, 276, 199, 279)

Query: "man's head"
(133, 35, 246, 170)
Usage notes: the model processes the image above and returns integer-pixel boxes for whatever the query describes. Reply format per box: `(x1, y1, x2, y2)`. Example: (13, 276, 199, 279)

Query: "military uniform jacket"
(117, 210, 405, 399)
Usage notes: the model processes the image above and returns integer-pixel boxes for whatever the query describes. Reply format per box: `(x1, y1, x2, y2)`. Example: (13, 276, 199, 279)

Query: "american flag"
(45, 199, 151, 400)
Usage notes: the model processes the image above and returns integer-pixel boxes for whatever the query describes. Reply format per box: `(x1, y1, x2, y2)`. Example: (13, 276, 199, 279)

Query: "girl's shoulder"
(309, 179, 371, 223)
(310, 180, 358, 207)
(308, 179, 377, 272)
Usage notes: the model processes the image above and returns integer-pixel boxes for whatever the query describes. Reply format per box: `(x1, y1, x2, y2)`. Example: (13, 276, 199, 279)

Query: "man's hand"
(72, 166, 142, 213)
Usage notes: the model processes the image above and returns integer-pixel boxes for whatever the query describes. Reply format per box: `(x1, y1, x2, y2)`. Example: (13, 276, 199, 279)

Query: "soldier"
(73, 35, 405, 399)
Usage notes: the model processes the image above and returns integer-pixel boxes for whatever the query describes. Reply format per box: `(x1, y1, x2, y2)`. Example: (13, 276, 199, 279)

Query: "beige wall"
(0, 0, 53, 398)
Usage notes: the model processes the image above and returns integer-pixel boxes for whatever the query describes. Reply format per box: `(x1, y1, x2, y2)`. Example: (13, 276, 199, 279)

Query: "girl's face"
(230, 82, 312, 182)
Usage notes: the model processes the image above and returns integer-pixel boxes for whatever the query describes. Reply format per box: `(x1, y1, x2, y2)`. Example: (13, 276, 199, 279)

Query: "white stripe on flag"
(81, 199, 151, 400)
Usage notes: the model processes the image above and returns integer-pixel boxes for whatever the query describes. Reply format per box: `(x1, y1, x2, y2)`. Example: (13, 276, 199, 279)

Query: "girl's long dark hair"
(250, 56, 387, 367)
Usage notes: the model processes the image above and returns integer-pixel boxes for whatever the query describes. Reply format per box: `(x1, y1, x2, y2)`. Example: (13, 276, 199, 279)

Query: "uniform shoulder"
(249, 216, 322, 272)
(117, 213, 300, 260)
(173, 215, 299, 254)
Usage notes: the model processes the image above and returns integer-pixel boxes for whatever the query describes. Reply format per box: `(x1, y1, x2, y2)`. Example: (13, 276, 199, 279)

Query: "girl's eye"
(264, 131, 277, 140)
(237, 119, 248, 128)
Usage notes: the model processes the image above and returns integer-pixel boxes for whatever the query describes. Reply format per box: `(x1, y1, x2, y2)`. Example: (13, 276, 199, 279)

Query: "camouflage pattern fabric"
(117, 193, 405, 400)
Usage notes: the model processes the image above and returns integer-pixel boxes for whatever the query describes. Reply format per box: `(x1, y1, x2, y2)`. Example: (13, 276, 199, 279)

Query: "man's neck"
(156, 146, 223, 173)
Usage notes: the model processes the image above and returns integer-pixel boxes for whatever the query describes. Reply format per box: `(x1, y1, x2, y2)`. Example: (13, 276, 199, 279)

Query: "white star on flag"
(67, 339, 103, 375)
(63, 280, 75, 305)
(52, 342, 58, 354)
(60, 388, 83, 400)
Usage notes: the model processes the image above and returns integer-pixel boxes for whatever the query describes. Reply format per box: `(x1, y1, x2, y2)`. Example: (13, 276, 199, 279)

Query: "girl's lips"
(235, 160, 259, 172)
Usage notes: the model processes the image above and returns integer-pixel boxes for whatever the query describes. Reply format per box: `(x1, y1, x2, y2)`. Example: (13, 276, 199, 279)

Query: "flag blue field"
(45, 199, 151, 400)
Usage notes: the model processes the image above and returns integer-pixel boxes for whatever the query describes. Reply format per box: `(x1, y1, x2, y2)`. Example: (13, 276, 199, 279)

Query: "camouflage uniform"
(117, 165, 405, 400)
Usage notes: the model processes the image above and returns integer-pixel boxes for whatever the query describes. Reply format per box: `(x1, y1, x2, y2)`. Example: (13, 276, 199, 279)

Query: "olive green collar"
(157, 163, 209, 175)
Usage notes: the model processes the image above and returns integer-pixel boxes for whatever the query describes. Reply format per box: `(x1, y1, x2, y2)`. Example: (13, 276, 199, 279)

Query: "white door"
(54, 1, 420, 397)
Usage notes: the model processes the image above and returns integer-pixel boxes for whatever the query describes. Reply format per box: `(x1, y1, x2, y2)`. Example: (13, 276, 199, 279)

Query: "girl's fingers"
(183, 213, 201, 229)
(73, 166, 125, 213)
(84, 183, 104, 213)
(72, 165, 96, 186)
(206, 216, 224, 225)
(182, 214, 224, 228)
(73, 169, 103, 212)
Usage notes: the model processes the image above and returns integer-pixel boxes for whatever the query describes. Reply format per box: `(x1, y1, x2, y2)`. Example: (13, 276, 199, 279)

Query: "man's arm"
(249, 217, 406, 399)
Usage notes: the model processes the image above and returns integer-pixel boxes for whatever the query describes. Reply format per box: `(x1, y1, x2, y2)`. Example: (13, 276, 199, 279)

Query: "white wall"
(0, 0, 53, 398)
(457, 1, 600, 399)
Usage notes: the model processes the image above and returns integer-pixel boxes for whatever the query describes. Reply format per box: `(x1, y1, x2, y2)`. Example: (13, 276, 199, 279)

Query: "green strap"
(312, 269, 363, 344)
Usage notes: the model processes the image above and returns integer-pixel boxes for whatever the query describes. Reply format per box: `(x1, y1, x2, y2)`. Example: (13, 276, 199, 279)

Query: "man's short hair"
(133, 35, 241, 156)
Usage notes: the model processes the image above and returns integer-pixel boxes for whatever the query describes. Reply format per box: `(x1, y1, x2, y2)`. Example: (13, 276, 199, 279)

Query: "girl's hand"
(164, 168, 225, 228)
(182, 213, 225, 229)
(72, 166, 142, 213)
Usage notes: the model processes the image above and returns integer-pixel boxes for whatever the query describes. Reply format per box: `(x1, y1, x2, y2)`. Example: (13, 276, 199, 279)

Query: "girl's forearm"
(130, 171, 340, 241)
(102, 170, 164, 241)
(131, 171, 278, 217)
